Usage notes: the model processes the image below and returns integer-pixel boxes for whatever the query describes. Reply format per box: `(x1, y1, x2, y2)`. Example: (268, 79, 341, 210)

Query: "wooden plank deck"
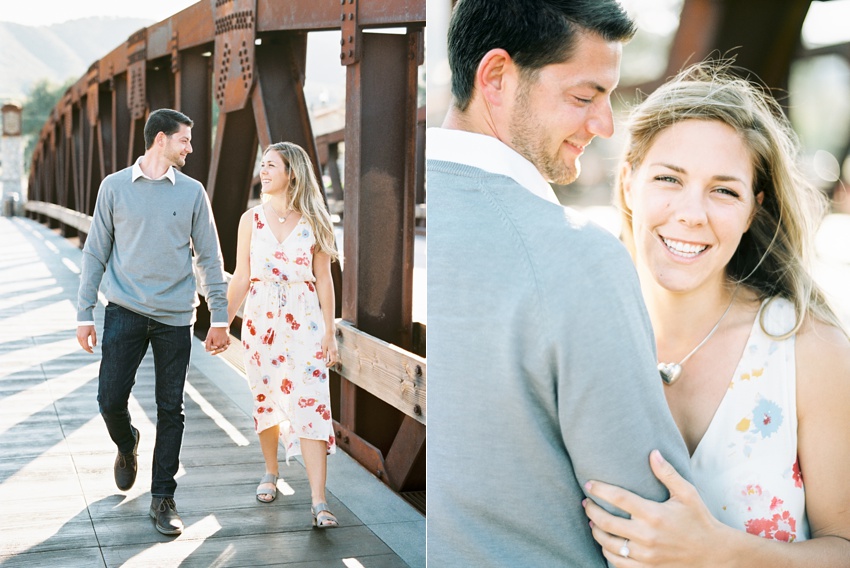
(0, 216, 424, 568)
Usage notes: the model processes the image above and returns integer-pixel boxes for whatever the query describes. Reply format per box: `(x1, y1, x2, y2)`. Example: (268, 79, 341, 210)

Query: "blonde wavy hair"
(614, 61, 843, 339)
(264, 142, 339, 262)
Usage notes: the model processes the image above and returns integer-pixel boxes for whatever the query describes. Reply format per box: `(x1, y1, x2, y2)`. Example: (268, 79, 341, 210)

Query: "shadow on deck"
(0, 216, 424, 568)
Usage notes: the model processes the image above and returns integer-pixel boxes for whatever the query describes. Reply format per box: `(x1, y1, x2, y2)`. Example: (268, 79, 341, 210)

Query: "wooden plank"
(24, 201, 91, 234)
(335, 320, 426, 425)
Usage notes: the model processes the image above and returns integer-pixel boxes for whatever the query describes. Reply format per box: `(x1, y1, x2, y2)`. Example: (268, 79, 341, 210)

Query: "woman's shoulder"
(795, 312, 850, 412)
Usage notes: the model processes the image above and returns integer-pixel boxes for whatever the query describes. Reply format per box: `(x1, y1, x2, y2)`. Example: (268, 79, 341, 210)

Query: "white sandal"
(256, 472, 278, 503)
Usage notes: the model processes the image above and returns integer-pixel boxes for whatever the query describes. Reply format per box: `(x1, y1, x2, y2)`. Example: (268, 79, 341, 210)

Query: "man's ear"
(475, 48, 516, 109)
(155, 131, 167, 147)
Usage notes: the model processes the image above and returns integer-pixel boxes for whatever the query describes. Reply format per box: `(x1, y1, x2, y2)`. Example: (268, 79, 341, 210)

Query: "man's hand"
(77, 325, 97, 353)
(205, 326, 231, 356)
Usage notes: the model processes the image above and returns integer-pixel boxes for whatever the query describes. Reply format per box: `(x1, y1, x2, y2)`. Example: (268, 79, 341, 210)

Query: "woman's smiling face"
(623, 119, 761, 294)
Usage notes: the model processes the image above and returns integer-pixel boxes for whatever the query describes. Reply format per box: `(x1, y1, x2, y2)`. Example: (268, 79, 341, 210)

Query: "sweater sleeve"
(548, 230, 693, 515)
(190, 186, 229, 325)
(77, 180, 115, 322)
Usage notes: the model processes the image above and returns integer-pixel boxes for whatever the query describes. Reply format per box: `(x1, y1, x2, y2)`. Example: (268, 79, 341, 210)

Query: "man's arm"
(549, 234, 692, 514)
(190, 186, 229, 326)
(76, 180, 115, 352)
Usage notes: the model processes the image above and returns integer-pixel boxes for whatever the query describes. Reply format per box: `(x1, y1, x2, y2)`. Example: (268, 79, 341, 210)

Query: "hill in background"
(0, 17, 153, 98)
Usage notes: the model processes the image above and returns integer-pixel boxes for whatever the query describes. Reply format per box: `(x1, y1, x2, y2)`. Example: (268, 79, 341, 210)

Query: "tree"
(22, 78, 74, 173)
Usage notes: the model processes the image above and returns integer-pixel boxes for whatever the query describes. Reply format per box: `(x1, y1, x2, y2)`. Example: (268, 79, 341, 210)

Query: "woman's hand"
(322, 332, 339, 368)
(583, 450, 733, 567)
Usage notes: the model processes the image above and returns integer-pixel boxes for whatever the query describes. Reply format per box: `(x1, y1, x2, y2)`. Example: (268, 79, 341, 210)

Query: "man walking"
(76, 109, 230, 536)
(427, 1, 693, 565)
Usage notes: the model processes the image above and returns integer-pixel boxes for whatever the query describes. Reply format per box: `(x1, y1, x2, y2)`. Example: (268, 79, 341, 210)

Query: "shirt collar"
(132, 157, 176, 185)
(426, 127, 560, 205)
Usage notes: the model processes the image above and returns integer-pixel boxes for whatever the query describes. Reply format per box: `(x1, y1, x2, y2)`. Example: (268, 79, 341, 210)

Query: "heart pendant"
(658, 362, 682, 385)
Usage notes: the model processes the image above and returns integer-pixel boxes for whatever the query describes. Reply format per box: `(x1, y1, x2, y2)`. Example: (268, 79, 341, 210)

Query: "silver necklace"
(658, 287, 738, 385)
(268, 203, 291, 224)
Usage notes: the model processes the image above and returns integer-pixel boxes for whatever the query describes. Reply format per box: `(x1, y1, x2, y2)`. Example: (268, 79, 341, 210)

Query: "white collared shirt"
(131, 157, 176, 185)
(426, 127, 560, 205)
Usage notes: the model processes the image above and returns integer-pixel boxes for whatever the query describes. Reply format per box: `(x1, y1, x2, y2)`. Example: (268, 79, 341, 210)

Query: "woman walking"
(226, 142, 340, 528)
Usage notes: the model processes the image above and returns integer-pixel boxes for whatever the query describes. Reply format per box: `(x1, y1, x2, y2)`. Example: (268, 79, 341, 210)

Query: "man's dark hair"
(144, 109, 193, 149)
(447, 0, 636, 110)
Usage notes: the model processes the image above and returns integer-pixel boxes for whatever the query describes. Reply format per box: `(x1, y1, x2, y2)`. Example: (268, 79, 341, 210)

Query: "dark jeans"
(97, 303, 192, 498)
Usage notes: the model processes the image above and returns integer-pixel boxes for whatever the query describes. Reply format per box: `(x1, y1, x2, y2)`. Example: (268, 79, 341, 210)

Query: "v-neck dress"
(241, 204, 336, 462)
(691, 297, 809, 542)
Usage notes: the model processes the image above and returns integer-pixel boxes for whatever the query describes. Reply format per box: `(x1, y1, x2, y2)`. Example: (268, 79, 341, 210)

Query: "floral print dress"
(692, 297, 809, 542)
(241, 204, 336, 462)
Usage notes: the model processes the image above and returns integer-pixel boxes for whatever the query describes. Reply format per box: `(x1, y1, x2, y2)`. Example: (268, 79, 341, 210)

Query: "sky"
(0, 0, 199, 26)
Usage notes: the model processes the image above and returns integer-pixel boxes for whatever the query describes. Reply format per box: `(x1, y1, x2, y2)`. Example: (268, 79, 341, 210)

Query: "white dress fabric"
(691, 297, 809, 542)
(241, 205, 336, 462)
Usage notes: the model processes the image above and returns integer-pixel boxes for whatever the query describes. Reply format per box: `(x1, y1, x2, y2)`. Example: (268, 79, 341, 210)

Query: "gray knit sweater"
(427, 159, 692, 567)
(77, 167, 228, 327)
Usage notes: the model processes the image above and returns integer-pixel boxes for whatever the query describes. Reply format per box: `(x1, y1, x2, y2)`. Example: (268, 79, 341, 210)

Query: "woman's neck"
(641, 275, 738, 361)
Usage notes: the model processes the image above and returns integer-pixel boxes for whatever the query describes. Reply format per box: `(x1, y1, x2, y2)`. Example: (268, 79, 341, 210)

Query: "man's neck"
(138, 153, 172, 180)
(442, 104, 500, 139)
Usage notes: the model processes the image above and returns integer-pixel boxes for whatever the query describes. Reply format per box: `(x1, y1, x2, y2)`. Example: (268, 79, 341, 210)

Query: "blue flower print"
(308, 321, 319, 332)
(751, 397, 783, 438)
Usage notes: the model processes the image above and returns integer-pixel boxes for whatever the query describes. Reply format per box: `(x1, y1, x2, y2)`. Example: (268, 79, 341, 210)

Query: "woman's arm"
(225, 211, 253, 327)
(313, 250, 338, 366)
(583, 319, 850, 567)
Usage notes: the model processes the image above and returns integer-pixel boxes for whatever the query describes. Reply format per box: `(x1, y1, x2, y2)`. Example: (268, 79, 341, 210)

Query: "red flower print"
(298, 397, 317, 408)
(278, 355, 286, 362)
(315, 351, 324, 359)
(291, 322, 300, 330)
(792, 459, 803, 488)
(274, 251, 288, 261)
(257, 394, 266, 402)
(285, 314, 294, 323)
(328, 435, 335, 446)
(769, 496, 783, 511)
(307, 282, 315, 292)
(251, 352, 261, 366)
(745, 511, 797, 542)
(257, 407, 265, 413)
(281, 379, 293, 394)
(254, 213, 264, 229)
(266, 311, 274, 318)
(313, 369, 321, 377)
(316, 404, 331, 420)
(262, 328, 276, 345)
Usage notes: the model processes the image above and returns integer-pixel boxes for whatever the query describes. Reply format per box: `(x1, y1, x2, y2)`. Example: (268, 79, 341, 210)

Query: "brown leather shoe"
(114, 427, 139, 491)
(149, 497, 184, 535)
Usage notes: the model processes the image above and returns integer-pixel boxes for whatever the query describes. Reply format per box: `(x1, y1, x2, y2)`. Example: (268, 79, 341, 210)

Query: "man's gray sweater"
(77, 167, 228, 327)
(427, 159, 692, 567)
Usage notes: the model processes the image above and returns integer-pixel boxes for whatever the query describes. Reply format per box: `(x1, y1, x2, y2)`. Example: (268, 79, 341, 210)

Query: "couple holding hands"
(75, 109, 339, 535)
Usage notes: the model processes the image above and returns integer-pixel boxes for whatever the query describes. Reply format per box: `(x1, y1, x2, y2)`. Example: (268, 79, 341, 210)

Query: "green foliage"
(22, 78, 75, 172)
